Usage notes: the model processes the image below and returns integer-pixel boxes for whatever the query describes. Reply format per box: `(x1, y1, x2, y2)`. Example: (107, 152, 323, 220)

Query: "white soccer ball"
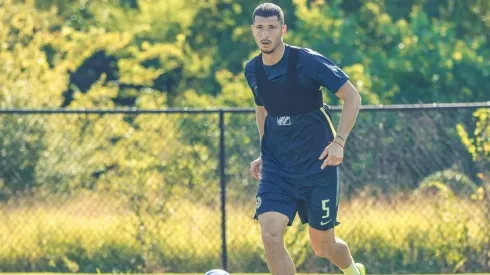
(204, 269, 230, 275)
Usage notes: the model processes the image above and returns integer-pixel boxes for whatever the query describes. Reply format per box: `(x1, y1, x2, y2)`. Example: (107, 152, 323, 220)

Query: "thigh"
(308, 224, 336, 254)
(257, 211, 290, 235)
(301, 168, 340, 231)
(254, 173, 298, 226)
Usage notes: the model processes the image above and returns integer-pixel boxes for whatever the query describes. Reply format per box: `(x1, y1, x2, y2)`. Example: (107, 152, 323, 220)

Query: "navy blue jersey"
(244, 44, 349, 107)
(244, 45, 348, 177)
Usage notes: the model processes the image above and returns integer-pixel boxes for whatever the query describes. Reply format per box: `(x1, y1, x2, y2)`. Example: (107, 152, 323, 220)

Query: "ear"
(282, 24, 287, 35)
(251, 25, 256, 37)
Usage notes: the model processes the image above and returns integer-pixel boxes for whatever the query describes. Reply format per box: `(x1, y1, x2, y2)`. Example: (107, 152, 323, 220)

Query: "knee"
(258, 212, 289, 249)
(261, 228, 284, 249)
(313, 243, 334, 258)
(312, 239, 348, 259)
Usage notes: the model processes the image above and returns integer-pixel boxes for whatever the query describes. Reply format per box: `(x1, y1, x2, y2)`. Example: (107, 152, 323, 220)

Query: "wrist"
(335, 134, 347, 141)
(331, 140, 344, 148)
(334, 135, 346, 145)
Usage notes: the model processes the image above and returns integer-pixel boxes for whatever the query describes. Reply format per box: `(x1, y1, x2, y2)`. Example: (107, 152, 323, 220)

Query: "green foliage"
(415, 167, 490, 272)
(0, 0, 66, 108)
(291, 0, 490, 105)
(416, 169, 478, 197)
(0, 116, 46, 198)
(5, 0, 488, 109)
(4, 0, 488, 109)
(0, 0, 62, 197)
(457, 108, 490, 169)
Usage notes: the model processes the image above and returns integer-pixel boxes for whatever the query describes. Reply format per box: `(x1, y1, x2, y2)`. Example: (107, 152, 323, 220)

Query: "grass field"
(1, 192, 488, 273)
(2, 273, 490, 275)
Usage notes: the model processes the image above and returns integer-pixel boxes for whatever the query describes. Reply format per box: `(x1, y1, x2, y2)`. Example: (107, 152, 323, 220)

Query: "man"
(244, 3, 365, 275)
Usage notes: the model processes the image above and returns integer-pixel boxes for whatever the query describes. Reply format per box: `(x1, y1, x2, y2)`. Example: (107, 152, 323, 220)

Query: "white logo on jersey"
(277, 116, 291, 126)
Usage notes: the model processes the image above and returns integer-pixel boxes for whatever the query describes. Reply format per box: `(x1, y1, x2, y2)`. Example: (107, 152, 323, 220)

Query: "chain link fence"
(0, 103, 489, 274)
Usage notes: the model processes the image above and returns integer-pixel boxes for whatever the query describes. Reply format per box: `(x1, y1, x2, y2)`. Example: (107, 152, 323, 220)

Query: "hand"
(250, 156, 262, 180)
(318, 139, 344, 169)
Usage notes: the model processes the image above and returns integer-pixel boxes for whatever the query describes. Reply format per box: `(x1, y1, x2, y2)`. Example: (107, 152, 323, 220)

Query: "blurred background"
(0, 0, 489, 274)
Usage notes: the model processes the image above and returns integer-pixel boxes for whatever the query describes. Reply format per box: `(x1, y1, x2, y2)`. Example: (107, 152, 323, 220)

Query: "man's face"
(252, 15, 286, 54)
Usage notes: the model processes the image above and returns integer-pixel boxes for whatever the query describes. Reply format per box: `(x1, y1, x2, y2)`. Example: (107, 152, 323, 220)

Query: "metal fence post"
(219, 109, 228, 270)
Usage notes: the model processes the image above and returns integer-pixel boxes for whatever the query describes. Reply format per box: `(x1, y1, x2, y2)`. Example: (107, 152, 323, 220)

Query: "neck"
(262, 42, 285, 66)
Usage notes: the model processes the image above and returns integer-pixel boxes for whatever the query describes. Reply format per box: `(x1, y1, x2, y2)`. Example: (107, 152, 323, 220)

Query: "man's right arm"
(255, 105, 267, 142)
(251, 104, 266, 178)
(244, 59, 267, 148)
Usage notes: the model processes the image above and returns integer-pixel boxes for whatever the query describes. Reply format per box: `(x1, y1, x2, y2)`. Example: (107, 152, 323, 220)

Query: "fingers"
(320, 142, 344, 169)
(321, 151, 343, 169)
(318, 144, 330, 160)
(250, 162, 262, 180)
(331, 157, 343, 166)
(321, 156, 333, 169)
(256, 170, 262, 180)
(321, 156, 343, 169)
(250, 166, 258, 180)
(253, 168, 262, 180)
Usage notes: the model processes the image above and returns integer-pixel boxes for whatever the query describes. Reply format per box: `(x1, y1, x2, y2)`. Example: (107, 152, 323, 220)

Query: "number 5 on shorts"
(322, 199, 330, 219)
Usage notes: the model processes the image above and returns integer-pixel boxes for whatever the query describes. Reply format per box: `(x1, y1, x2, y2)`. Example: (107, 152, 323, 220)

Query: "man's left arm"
(332, 81, 361, 147)
(299, 50, 361, 167)
(318, 81, 361, 168)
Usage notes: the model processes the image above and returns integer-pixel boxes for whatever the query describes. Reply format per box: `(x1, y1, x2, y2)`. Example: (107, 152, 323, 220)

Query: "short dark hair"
(253, 3, 284, 25)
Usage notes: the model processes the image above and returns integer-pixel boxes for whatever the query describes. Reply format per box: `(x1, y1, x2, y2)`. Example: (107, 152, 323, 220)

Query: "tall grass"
(0, 192, 487, 273)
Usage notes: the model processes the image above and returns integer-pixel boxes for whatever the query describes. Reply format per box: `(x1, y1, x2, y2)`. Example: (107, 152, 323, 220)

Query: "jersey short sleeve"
(298, 48, 349, 94)
(244, 59, 263, 106)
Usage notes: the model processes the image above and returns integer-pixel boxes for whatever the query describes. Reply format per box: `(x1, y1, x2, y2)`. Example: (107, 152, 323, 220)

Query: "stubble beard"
(260, 41, 280, 54)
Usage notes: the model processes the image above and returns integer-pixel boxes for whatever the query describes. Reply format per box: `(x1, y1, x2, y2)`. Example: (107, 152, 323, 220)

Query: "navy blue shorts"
(254, 168, 340, 231)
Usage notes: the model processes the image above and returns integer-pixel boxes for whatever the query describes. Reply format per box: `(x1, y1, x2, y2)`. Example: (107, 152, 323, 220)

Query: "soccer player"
(244, 3, 365, 275)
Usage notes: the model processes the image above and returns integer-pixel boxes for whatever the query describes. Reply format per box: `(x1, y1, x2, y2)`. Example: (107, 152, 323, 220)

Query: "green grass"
(1, 192, 488, 273)
(2, 273, 490, 275)
(160, 274, 490, 275)
(0, 274, 317, 275)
